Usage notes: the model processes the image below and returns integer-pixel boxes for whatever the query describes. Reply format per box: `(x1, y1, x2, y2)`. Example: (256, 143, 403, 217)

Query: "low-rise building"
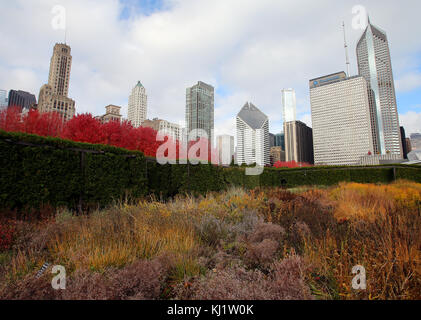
(96, 105, 122, 123)
(142, 118, 181, 142)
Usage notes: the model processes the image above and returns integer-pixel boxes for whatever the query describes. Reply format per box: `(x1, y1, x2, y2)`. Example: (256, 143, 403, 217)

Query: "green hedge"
(1, 130, 421, 213)
(0, 130, 147, 212)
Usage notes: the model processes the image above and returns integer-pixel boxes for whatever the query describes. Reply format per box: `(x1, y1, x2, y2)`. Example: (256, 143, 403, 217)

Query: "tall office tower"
(186, 81, 214, 145)
(142, 118, 181, 142)
(356, 18, 402, 157)
(281, 89, 297, 123)
(217, 135, 235, 166)
(236, 102, 270, 166)
(128, 81, 147, 128)
(8, 90, 37, 110)
(284, 120, 314, 165)
(38, 43, 75, 121)
(400, 127, 408, 159)
(310, 72, 374, 166)
(0, 90, 7, 109)
(275, 133, 285, 150)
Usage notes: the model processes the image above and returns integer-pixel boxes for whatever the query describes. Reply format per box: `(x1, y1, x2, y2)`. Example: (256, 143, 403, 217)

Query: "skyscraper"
(356, 18, 402, 157)
(128, 81, 147, 128)
(281, 89, 297, 123)
(284, 120, 314, 165)
(236, 102, 270, 166)
(0, 90, 7, 110)
(217, 135, 235, 166)
(310, 72, 374, 166)
(186, 81, 214, 145)
(38, 43, 76, 121)
(8, 90, 37, 110)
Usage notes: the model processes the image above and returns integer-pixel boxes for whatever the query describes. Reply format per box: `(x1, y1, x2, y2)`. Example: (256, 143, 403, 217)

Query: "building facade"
(284, 120, 314, 164)
(236, 102, 270, 166)
(281, 89, 297, 123)
(400, 127, 409, 159)
(275, 133, 285, 150)
(7, 90, 37, 110)
(186, 81, 214, 145)
(96, 105, 122, 123)
(269, 133, 276, 148)
(142, 118, 181, 142)
(217, 135, 235, 166)
(128, 81, 147, 128)
(406, 138, 412, 154)
(410, 133, 421, 151)
(356, 18, 402, 157)
(310, 72, 374, 166)
(38, 43, 75, 121)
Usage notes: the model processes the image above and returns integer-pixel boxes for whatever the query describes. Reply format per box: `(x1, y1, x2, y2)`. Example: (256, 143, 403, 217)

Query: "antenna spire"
(342, 21, 351, 77)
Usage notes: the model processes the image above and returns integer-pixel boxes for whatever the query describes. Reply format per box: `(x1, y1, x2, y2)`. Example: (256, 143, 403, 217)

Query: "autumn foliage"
(0, 107, 178, 158)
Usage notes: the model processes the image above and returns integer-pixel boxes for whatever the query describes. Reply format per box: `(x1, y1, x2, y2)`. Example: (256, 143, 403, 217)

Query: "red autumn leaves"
(0, 107, 218, 161)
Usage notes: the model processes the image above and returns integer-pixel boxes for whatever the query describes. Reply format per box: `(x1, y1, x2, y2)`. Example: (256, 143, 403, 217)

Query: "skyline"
(1, 0, 421, 138)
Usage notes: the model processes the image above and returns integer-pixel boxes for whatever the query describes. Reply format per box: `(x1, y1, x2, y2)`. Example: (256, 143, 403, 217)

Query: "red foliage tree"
(0, 106, 23, 133)
(22, 109, 64, 137)
(61, 114, 104, 144)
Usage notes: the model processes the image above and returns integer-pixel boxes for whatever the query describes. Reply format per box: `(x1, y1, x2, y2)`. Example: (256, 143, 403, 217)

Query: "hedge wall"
(0, 130, 147, 212)
(1, 130, 421, 213)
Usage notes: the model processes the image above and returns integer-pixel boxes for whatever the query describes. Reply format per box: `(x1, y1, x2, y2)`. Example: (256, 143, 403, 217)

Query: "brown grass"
(0, 180, 419, 300)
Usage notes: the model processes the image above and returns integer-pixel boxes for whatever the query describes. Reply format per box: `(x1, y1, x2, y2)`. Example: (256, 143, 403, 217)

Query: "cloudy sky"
(0, 0, 420, 139)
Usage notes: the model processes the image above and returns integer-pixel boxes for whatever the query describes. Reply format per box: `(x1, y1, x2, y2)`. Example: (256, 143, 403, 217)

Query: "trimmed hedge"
(0, 130, 147, 212)
(1, 130, 421, 213)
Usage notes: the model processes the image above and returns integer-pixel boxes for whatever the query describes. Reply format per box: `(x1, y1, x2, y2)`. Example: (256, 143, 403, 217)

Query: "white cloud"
(400, 111, 421, 135)
(395, 72, 421, 92)
(0, 0, 420, 138)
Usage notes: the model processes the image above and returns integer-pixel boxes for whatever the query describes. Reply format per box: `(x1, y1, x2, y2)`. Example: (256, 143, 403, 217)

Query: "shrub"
(176, 255, 312, 300)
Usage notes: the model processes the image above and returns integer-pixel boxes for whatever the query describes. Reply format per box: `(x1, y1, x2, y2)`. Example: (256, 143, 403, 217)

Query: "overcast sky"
(0, 0, 420, 139)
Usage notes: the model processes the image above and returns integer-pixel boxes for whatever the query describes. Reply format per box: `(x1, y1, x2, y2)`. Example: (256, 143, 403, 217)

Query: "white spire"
(342, 21, 351, 77)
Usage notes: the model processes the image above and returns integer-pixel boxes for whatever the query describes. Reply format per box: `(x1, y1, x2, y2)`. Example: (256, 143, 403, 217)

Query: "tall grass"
(0, 180, 419, 300)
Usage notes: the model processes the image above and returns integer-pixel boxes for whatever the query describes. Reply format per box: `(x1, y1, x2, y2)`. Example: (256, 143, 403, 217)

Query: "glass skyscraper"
(356, 18, 402, 157)
(186, 81, 214, 145)
(281, 89, 297, 123)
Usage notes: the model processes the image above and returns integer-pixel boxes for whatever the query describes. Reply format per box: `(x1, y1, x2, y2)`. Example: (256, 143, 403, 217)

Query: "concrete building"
(270, 146, 286, 165)
(310, 72, 374, 166)
(236, 102, 270, 166)
(400, 127, 409, 159)
(269, 133, 276, 148)
(0, 90, 7, 110)
(96, 105, 122, 123)
(217, 135, 235, 166)
(281, 89, 297, 123)
(410, 133, 421, 151)
(38, 43, 75, 121)
(357, 18, 403, 157)
(142, 118, 181, 142)
(284, 120, 314, 164)
(186, 81, 214, 145)
(7, 90, 36, 111)
(128, 81, 147, 128)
